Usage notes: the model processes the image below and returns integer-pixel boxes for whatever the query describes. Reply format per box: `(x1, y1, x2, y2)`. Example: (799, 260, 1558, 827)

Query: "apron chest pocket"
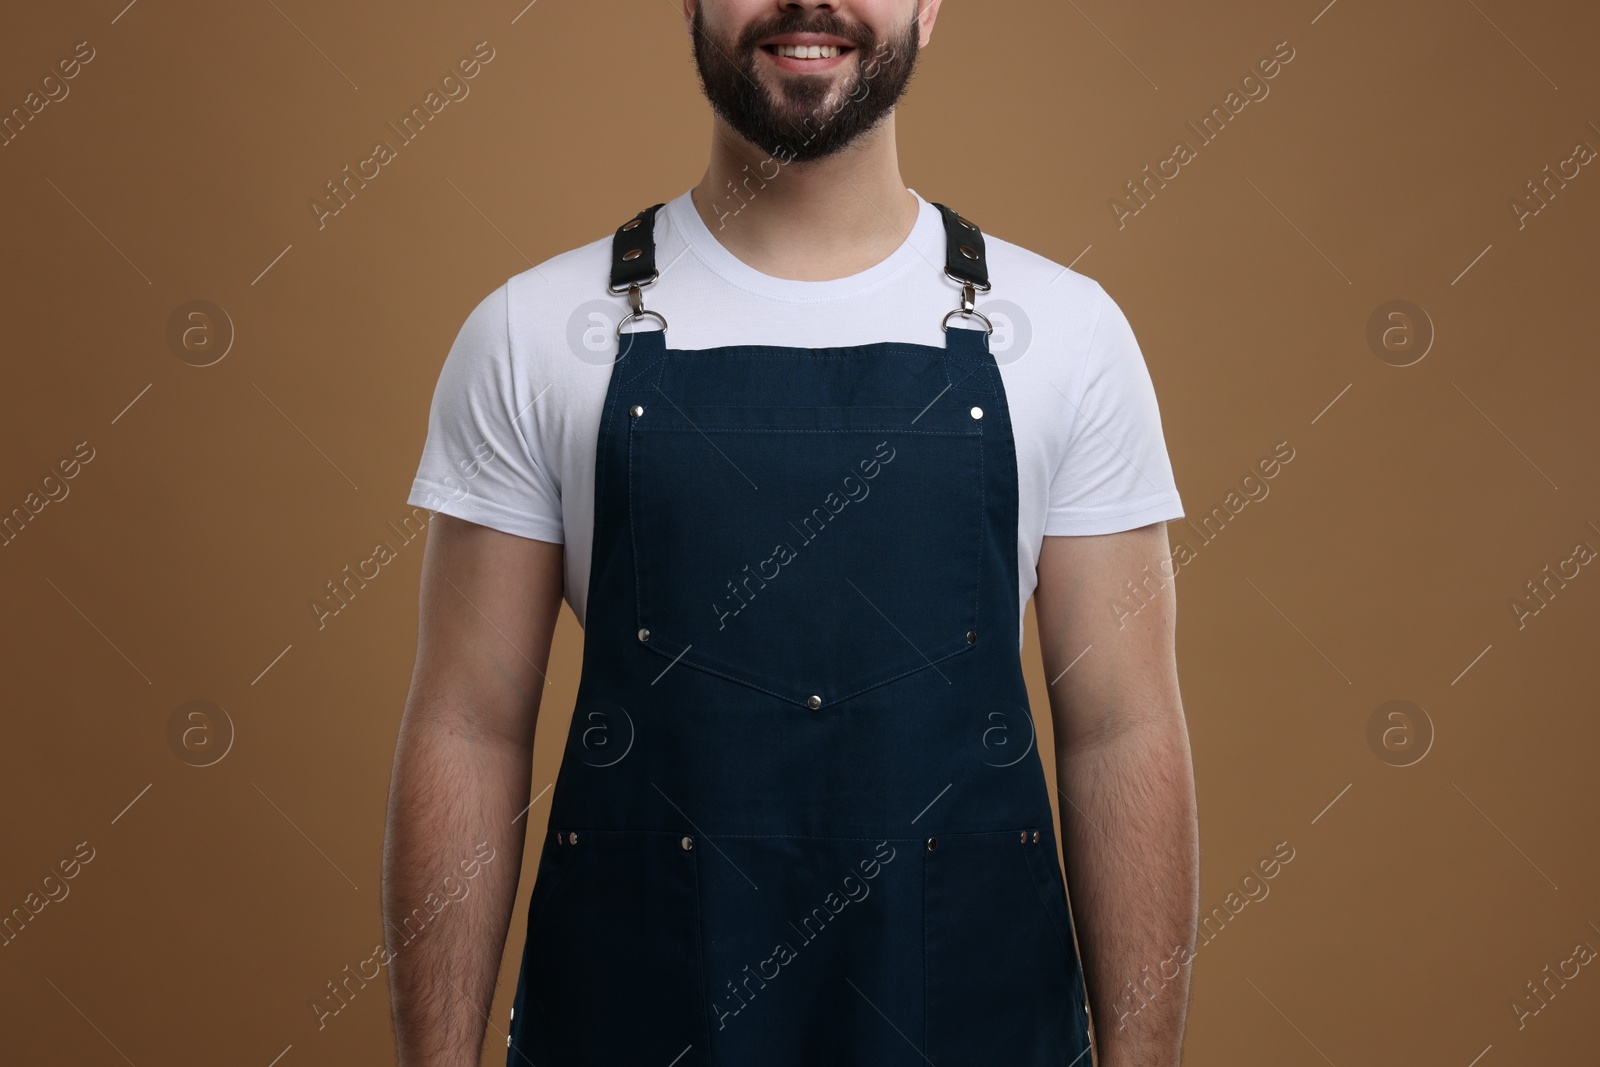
(628, 403, 985, 708)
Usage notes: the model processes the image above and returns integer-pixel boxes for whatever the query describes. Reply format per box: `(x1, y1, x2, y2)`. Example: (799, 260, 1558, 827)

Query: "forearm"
(1056, 715, 1199, 1067)
(383, 713, 533, 1067)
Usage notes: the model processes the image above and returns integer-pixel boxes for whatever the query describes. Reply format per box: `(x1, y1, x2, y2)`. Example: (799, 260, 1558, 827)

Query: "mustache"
(737, 12, 873, 52)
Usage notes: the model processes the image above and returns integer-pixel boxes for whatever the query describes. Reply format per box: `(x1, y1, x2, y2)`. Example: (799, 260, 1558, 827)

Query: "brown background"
(3, 0, 1598, 1064)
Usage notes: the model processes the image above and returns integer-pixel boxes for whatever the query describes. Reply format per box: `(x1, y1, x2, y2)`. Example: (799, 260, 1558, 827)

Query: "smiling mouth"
(761, 43, 856, 61)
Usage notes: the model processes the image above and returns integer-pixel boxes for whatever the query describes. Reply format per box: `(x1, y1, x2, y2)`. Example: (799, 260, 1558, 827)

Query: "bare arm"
(1034, 523, 1198, 1067)
(383, 513, 565, 1067)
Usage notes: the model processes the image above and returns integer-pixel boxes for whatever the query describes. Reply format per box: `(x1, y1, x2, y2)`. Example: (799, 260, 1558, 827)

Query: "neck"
(689, 115, 919, 282)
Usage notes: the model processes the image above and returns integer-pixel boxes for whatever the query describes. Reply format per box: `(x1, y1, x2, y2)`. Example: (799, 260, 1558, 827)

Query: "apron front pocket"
(628, 402, 985, 708)
(508, 828, 708, 1066)
(924, 830, 1093, 1067)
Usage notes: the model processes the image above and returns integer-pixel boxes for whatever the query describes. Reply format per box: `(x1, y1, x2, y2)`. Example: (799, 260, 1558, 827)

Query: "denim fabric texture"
(505, 253, 1097, 1067)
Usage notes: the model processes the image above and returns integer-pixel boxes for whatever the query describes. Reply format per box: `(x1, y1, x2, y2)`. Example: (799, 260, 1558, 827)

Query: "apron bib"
(503, 202, 1099, 1067)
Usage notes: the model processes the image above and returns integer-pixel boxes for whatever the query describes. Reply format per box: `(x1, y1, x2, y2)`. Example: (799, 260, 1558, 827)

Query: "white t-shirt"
(406, 187, 1185, 649)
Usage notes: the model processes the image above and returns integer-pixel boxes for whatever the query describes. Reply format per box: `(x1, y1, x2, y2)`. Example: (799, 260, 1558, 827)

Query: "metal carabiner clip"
(941, 279, 993, 334)
(610, 270, 668, 338)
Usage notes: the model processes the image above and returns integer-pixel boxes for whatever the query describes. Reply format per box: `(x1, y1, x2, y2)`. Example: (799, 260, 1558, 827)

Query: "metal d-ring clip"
(610, 269, 668, 338)
(941, 278, 993, 334)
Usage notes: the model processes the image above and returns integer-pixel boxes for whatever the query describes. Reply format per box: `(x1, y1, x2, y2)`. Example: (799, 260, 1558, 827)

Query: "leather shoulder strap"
(930, 202, 990, 290)
(608, 199, 990, 292)
(608, 203, 666, 292)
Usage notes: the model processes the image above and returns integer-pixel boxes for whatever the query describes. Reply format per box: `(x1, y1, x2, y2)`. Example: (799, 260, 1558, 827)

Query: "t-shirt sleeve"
(405, 283, 565, 543)
(1043, 282, 1185, 536)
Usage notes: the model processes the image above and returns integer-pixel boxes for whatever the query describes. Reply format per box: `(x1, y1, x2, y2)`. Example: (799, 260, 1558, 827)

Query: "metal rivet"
(1032, 830, 1041, 844)
(507, 1034, 512, 1048)
(510, 1007, 515, 1022)
(680, 835, 694, 851)
(623, 248, 643, 261)
(806, 694, 822, 710)
(959, 244, 979, 260)
(630, 404, 644, 417)
(970, 406, 983, 419)
(622, 219, 641, 231)
(966, 630, 977, 644)
(958, 215, 977, 230)
(926, 837, 938, 851)
(569, 832, 578, 845)
(638, 628, 650, 642)
(1019, 830, 1028, 844)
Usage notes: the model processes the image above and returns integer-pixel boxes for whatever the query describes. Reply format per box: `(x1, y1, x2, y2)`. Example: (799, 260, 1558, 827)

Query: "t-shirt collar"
(661, 185, 946, 302)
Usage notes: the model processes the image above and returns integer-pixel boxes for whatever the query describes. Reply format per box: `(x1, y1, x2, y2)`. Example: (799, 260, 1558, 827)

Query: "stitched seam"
(662, 343, 947, 359)
(636, 641, 797, 704)
(637, 428, 979, 436)
(976, 415, 985, 636)
(691, 844, 714, 1067)
(1019, 838, 1072, 960)
(523, 840, 574, 953)
(633, 627, 978, 708)
(619, 340, 663, 388)
(628, 417, 642, 636)
(1058, 285, 1108, 459)
(831, 642, 976, 703)
(554, 829, 1042, 840)
(628, 400, 981, 705)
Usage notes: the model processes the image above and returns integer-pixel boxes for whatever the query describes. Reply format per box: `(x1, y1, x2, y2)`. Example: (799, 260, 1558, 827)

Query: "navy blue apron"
(504, 202, 1099, 1067)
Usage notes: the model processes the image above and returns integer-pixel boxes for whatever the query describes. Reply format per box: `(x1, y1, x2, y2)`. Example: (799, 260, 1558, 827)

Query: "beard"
(690, 3, 921, 164)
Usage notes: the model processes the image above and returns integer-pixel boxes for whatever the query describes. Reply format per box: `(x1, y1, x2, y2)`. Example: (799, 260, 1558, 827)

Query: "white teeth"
(773, 44, 843, 59)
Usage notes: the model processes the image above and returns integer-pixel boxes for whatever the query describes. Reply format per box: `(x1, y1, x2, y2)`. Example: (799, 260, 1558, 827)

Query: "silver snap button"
(638, 628, 650, 642)
(926, 837, 938, 851)
(630, 404, 644, 417)
(966, 630, 977, 644)
(680, 835, 694, 851)
(970, 406, 983, 420)
(806, 694, 822, 710)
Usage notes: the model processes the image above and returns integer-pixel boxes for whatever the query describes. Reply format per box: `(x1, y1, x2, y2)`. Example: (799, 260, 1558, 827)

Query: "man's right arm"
(383, 513, 565, 1067)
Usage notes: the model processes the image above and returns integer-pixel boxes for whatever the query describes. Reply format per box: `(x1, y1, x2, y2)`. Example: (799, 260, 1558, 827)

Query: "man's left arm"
(1033, 522, 1199, 1067)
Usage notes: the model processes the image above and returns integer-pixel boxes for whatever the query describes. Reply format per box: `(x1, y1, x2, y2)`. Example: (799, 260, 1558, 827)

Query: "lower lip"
(761, 47, 855, 74)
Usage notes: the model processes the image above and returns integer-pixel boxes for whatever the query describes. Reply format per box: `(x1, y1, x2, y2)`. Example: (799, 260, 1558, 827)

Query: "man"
(384, 1, 1198, 1065)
